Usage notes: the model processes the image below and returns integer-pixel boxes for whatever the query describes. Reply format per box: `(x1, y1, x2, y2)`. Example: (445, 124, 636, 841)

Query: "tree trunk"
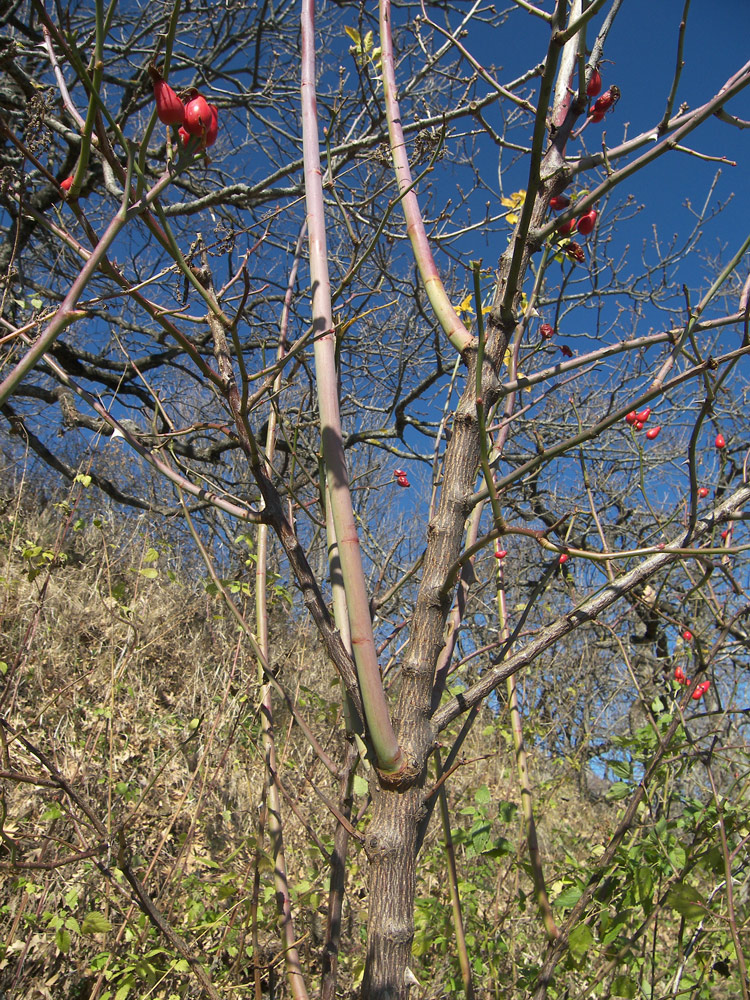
(361, 785, 423, 1000)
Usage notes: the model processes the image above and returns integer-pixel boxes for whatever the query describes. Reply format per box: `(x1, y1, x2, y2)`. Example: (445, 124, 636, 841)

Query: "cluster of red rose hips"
(393, 468, 410, 488)
(674, 665, 710, 700)
(583, 66, 620, 122)
(550, 198, 598, 237)
(625, 407, 660, 440)
(149, 66, 218, 148)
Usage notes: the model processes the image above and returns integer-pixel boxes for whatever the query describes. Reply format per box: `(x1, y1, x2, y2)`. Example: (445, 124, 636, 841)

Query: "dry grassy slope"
(0, 494, 630, 999)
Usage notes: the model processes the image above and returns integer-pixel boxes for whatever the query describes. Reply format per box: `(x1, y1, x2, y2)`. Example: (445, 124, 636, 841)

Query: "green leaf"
(554, 884, 583, 909)
(30, 297, 43, 309)
(482, 835, 513, 858)
(82, 911, 113, 935)
(606, 781, 630, 801)
(498, 800, 518, 823)
(666, 883, 705, 920)
(609, 759, 632, 780)
(56, 927, 71, 953)
(353, 774, 369, 797)
(611, 975, 637, 997)
(635, 866, 653, 905)
(138, 567, 159, 579)
(74, 473, 92, 487)
(143, 547, 159, 563)
(668, 843, 686, 872)
(474, 784, 491, 805)
(568, 923, 593, 964)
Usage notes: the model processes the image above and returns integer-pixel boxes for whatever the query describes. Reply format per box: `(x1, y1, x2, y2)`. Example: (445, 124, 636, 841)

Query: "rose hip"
(149, 67, 185, 127)
(586, 68, 602, 98)
(576, 209, 598, 236)
(549, 195, 570, 211)
(184, 95, 211, 136)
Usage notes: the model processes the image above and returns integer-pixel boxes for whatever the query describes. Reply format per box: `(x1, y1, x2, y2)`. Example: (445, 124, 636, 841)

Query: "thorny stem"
(380, 0, 473, 354)
(435, 749, 475, 999)
(496, 566, 559, 943)
(301, 0, 402, 775)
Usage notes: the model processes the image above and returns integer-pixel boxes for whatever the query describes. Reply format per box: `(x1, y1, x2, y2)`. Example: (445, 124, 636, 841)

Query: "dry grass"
(2, 489, 741, 1000)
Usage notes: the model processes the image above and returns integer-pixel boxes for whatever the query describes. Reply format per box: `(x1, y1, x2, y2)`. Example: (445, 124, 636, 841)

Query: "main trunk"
(361, 785, 423, 1000)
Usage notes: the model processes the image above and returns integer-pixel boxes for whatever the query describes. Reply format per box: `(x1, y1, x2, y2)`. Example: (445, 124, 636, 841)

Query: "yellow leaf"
(501, 190, 526, 226)
(501, 190, 525, 209)
(345, 26, 361, 46)
(456, 293, 475, 316)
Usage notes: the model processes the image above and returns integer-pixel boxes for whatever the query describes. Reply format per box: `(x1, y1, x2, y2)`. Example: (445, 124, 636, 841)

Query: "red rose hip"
(184, 95, 211, 136)
(549, 195, 570, 211)
(204, 104, 219, 147)
(715, 433, 726, 449)
(149, 67, 185, 127)
(576, 209, 598, 236)
(586, 68, 602, 97)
